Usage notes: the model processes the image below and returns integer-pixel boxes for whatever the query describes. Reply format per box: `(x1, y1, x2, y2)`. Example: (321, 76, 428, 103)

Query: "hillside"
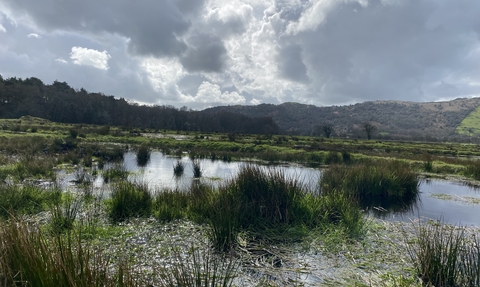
(205, 98, 480, 141)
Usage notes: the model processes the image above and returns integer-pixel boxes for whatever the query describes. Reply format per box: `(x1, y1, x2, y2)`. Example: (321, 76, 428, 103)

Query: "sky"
(0, 0, 479, 110)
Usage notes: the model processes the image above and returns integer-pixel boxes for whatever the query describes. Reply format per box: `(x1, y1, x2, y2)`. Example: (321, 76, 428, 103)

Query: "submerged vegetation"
(0, 117, 479, 285)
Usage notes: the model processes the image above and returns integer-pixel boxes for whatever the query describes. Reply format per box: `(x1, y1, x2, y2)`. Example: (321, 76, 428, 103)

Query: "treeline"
(0, 76, 279, 134)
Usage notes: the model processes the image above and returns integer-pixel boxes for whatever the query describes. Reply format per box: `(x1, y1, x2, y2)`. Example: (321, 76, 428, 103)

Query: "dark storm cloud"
(1, 0, 480, 109)
(1, 0, 204, 57)
(180, 33, 228, 73)
(292, 0, 480, 104)
(276, 44, 309, 83)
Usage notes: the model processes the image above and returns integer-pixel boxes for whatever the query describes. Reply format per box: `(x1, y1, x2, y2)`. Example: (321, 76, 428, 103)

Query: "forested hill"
(205, 98, 480, 141)
(0, 76, 279, 134)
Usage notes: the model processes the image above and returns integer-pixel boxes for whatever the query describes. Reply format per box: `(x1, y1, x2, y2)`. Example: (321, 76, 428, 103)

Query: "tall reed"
(108, 181, 152, 222)
(407, 221, 480, 287)
(0, 184, 61, 218)
(320, 160, 419, 208)
(0, 219, 138, 286)
(136, 143, 151, 166)
(156, 243, 238, 287)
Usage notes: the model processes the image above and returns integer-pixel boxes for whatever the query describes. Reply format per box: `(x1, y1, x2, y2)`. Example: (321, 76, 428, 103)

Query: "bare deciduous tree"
(363, 122, 376, 140)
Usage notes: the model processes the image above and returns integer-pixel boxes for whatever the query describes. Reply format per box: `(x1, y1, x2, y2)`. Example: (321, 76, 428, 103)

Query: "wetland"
(0, 118, 479, 286)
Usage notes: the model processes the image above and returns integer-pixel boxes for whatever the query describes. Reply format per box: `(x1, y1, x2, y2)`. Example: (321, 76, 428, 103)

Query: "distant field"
(456, 106, 480, 136)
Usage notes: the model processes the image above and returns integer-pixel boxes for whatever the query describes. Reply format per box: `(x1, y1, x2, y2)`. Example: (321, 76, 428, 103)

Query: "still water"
(61, 151, 480, 227)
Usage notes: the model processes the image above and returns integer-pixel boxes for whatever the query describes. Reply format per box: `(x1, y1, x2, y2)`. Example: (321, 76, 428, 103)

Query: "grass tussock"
(0, 219, 138, 287)
(205, 165, 365, 250)
(156, 244, 238, 287)
(465, 159, 480, 180)
(173, 160, 185, 177)
(320, 160, 419, 209)
(102, 165, 129, 183)
(192, 159, 202, 178)
(407, 221, 480, 287)
(107, 181, 152, 222)
(0, 184, 61, 218)
(136, 143, 151, 166)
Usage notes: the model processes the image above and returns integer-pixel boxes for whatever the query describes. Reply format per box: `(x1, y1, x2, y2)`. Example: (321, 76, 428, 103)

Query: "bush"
(108, 181, 152, 222)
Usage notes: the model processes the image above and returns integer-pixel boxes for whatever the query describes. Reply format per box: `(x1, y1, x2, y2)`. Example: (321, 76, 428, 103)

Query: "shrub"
(108, 181, 152, 222)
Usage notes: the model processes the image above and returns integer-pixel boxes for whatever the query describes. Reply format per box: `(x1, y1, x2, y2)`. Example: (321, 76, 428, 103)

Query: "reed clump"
(320, 160, 419, 208)
(107, 181, 152, 222)
(204, 165, 365, 250)
(136, 143, 151, 166)
(0, 219, 138, 287)
(407, 221, 480, 287)
(0, 184, 61, 218)
(173, 160, 185, 177)
(102, 165, 129, 183)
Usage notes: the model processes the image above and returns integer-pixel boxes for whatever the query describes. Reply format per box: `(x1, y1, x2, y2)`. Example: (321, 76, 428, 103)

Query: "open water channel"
(59, 151, 480, 227)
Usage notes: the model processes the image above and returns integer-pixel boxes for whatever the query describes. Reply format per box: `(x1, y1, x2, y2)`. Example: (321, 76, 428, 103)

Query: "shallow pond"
(59, 151, 480, 227)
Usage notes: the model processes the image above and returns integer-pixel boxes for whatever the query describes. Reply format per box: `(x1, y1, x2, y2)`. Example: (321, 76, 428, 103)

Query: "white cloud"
(189, 81, 245, 105)
(55, 58, 67, 64)
(27, 33, 40, 38)
(0, 23, 6, 33)
(69, 46, 111, 70)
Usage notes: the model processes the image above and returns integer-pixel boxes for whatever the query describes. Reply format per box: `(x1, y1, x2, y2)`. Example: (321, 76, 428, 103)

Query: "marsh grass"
(1, 156, 56, 182)
(465, 159, 480, 180)
(157, 244, 238, 287)
(108, 181, 152, 222)
(320, 160, 419, 210)
(50, 192, 80, 233)
(0, 184, 61, 218)
(204, 165, 365, 250)
(407, 221, 480, 287)
(136, 143, 151, 166)
(173, 160, 185, 177)
(102, 165, 129, 183)
(192, 159, 202, 178)
(154, 189, 190, 222)
(0, 219, 138, 287)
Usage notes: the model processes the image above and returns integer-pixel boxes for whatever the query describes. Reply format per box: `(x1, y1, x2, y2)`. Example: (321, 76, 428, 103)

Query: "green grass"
(136, 143, 150, 166)
(107, 181, 153, 222)
(0, 218, 138, 287)
(320, 160, 419, 211)
(0, 184, 61, 218)
(456, 105, 480, 136)
(102, 165, 129, 183)
(407, 221, 480, 287)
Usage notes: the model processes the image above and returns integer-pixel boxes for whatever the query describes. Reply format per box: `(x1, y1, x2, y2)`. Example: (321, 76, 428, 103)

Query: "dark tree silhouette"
(0, 75, 280, 135)
(363, 122, 376, 140)
(323, 124, 334, 138)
